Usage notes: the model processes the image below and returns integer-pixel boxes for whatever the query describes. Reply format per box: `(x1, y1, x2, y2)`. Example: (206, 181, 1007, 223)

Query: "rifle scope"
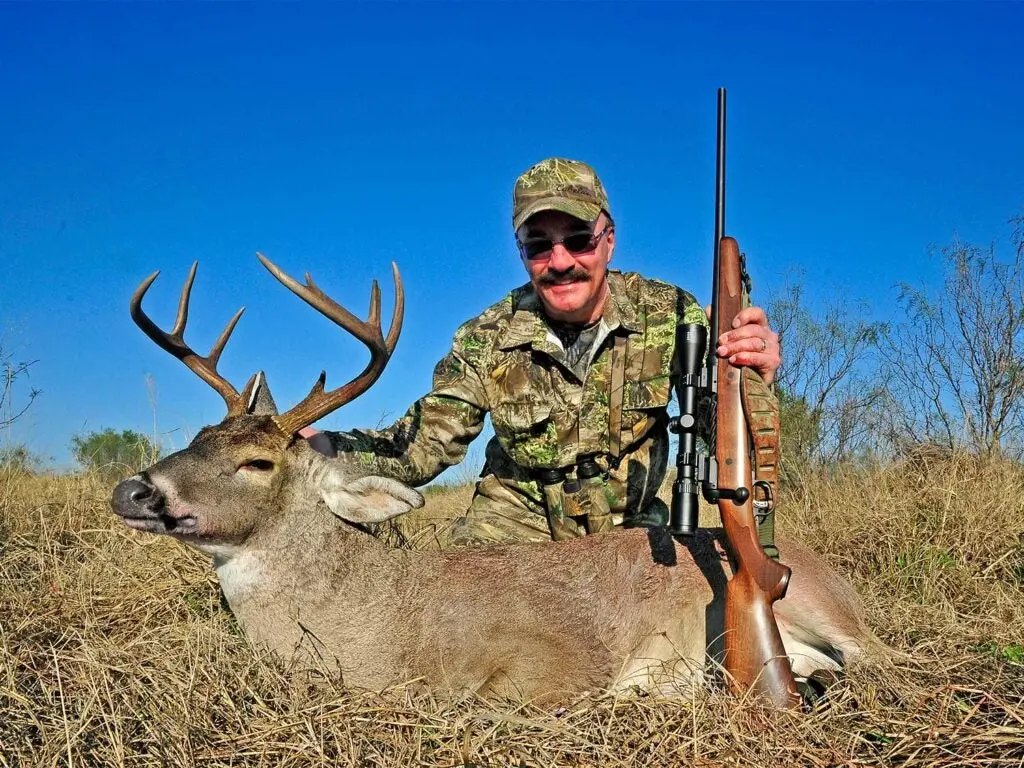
(669, 322, 708, 536)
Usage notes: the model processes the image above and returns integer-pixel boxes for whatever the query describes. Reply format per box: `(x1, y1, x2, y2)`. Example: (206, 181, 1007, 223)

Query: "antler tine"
(368, 279, 382, 329)
(170, 262, 197, 337)
(383, 261, 404, 354)
(255, 253, 404, 435)
(209, 307, 245, 369)
(259, 255, 382, 348)
(130, 262, 247, 416)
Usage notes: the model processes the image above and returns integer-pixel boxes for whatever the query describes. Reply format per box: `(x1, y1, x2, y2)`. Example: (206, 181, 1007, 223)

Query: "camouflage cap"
(512, 158, 611, 231)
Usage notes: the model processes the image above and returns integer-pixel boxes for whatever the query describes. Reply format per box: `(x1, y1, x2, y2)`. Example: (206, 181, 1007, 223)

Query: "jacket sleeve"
(322, 335, 491, 487)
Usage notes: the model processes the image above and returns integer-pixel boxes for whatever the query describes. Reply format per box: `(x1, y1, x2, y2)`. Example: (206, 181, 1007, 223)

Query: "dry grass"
(2, 454, 1023, 767)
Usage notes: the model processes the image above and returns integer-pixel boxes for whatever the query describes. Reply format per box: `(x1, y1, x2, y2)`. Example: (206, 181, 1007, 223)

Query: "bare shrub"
(769, 277, 887, 487)
(0, 340, 39, 429)
(881, 215, 1024, 459)
(0, 444, 43, 474)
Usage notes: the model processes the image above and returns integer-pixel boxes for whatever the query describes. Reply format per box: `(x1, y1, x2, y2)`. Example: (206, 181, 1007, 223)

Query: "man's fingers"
(722, 351, 777, 385)
(716, 336, 771, 358)
(732, 305, 768, 328)
(707, 304, 779, 385)
(717, 330, 776, 350)
(715, 330, 780, 386)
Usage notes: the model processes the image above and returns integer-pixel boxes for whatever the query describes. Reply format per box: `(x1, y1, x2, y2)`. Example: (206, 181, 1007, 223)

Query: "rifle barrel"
(708, 87, 727, 391)
(715, 87, 726, 250)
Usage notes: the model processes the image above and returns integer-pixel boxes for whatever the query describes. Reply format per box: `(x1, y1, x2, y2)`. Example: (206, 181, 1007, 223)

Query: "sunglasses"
(518, 225, 613, 261)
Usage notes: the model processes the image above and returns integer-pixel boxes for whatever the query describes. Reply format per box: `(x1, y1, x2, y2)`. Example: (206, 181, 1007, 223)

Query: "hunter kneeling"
(303, 158, 782, 552)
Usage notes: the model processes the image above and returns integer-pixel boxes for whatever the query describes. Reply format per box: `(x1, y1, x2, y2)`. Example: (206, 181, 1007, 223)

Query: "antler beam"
(256, 253, 404, 436)
(130, 262, 254, 416)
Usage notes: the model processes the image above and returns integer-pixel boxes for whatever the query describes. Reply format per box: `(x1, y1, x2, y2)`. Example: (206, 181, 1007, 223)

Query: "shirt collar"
(497, 271, 641, 352)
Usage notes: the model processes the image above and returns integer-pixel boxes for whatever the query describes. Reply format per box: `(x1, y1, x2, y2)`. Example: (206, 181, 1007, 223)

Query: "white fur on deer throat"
(204, 544, 263, 601)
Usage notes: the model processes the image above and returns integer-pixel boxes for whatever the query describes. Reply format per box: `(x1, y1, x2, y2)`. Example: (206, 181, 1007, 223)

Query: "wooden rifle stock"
(715, 236, 800, 709)
(670, 89, 800, 707)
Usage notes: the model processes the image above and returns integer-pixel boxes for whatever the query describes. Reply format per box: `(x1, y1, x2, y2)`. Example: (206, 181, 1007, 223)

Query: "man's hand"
(298, 426, 337, 457)
(711, 305, 780, 385)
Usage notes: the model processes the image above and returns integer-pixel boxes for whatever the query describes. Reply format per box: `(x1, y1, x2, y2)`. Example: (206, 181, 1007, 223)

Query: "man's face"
(517, 210, 615, 325)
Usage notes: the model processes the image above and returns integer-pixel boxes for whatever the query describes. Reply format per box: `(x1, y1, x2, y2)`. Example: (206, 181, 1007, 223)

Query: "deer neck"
(208, 488, 407, 611)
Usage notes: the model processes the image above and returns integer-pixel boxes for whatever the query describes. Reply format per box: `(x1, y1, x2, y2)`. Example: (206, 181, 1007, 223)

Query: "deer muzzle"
(111, 475, 197, 536)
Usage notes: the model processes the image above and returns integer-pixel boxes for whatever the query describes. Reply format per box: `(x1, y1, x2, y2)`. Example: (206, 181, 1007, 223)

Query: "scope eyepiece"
(677, 323, 708, 380)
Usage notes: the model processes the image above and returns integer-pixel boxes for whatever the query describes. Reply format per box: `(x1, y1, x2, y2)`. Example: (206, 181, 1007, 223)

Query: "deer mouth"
(120, 511, 199, 536)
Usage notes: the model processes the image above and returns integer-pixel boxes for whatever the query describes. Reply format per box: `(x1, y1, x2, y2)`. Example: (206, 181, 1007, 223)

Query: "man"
(305, 158, 780, 546)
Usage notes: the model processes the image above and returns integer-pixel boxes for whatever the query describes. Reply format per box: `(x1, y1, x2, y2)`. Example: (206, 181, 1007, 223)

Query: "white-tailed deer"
(111, 257, 882, 704)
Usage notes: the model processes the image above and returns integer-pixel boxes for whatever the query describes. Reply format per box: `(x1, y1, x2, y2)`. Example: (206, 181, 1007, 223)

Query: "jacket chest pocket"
(491, 393, 555, 425)
(490, 400, 560, 467)
(620, 376, 672, 443)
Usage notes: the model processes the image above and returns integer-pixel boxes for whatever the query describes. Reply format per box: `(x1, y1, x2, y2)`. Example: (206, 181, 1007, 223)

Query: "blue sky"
(1, 2, 1022, 472)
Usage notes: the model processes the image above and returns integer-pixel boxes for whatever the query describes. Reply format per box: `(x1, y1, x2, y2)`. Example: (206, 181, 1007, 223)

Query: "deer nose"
(111, 477, 163, 515)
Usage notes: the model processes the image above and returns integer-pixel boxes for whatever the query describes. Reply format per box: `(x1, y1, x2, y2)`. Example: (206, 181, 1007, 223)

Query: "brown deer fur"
(112, 413, 881, 704)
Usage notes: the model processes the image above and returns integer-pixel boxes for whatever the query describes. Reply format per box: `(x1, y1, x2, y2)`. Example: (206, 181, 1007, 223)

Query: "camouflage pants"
(446, 471, 777, 558)
(446, 472, 671, 546)
(447, 474, 552, 546)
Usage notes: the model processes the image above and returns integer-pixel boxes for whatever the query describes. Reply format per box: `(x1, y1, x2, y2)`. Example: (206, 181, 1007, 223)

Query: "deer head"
(110, 256, 422, 555)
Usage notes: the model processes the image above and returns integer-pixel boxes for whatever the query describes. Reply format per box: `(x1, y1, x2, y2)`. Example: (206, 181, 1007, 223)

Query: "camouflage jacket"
(329, 270, 710, 520)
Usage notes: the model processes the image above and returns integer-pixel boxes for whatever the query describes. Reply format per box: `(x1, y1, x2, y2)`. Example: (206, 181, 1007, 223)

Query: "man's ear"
(319, 467, 424, 524)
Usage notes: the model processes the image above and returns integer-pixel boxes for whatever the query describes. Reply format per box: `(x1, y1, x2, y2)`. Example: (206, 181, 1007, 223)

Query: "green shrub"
(70, 428, 161, 479)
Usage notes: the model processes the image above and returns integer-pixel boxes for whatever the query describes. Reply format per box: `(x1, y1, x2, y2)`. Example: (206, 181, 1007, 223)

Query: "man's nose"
(548, 243, 576, 270)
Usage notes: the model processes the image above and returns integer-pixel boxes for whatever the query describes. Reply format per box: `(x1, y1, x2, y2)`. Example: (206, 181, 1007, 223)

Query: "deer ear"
(320, 471, 424, 524)
(246, 371, 279, 416)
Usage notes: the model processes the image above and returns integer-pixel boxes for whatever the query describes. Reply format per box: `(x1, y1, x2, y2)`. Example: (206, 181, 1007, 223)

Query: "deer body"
(116, 423, 876, 703)
(112, 259, 881, 704)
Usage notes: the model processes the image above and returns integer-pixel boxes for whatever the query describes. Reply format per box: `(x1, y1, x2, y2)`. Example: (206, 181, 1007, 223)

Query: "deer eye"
(239, 459, 275, 472)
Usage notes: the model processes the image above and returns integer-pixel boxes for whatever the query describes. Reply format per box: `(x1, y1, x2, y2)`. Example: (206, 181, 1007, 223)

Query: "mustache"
(538, 267, 591, 287)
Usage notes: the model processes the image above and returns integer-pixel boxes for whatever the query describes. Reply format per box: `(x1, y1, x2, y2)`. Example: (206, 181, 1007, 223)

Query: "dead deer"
(111, 256, 883, 704)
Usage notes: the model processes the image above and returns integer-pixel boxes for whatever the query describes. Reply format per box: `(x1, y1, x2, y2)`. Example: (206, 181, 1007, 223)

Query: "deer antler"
(256, 253, 404, 436)
(130, 262, 255, 417)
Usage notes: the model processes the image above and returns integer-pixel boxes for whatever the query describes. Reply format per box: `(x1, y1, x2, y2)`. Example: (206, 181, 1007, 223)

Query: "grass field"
(2, 454, 1023, 766)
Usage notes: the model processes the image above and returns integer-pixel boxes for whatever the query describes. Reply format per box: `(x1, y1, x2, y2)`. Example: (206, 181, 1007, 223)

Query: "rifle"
(669, 88, 800, 709)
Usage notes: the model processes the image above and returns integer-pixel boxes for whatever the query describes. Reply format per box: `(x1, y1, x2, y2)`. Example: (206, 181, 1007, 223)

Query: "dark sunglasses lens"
(523, 240, 554, 259)
(562, 233, 596, 253)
